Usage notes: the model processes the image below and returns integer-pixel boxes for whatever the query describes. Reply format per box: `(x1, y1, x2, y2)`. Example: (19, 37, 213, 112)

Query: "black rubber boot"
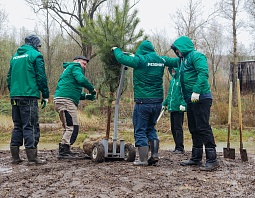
(133, 146, 149, 166)
(25, 148, 46, 165)
(58, 144, 80, 159)
(180, 147, 203, 166)
(10, 146, 24, 164)
(147, 139, 159, 166)
(200, 148, 220, 171)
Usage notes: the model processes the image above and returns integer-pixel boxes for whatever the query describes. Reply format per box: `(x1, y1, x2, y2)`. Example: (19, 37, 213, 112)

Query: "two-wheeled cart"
(87, 64, 136, 163)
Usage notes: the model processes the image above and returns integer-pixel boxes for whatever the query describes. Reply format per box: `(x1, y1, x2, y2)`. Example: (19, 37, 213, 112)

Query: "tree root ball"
(83, 138, 121, 156)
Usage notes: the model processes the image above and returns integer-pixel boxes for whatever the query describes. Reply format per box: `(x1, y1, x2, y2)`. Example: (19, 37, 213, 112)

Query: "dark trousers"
(187, 98, 216, 148)
(132, 103, 162, 147)
(170, 111, 184, 151)
(10, 99, 40, 149)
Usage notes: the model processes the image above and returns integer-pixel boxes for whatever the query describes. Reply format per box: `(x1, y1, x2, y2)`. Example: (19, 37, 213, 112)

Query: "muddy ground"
(1, 147, 255, 198)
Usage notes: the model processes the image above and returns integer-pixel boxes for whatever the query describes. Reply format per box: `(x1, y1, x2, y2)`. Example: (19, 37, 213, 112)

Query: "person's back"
(7, 34, 49, 166)
(113, 40, 166, 102)
(112, 40, 166, 166)
(8, 41, 48, 99)
(54, 61, 94, 106)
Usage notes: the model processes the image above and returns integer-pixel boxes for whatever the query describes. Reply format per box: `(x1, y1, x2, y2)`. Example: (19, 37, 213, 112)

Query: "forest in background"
(0, 0, 255, 133)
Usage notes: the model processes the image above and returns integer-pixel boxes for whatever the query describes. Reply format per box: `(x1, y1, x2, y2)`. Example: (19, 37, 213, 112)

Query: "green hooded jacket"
(7, 44, 49, 99)
(54, 62, 94, 106)
(163, 36, 211, 102)
(113, 40, 166, 101)
(162, 68, 187, 112)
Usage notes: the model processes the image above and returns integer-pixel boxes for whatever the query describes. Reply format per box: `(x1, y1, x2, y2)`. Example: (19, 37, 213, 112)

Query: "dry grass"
(0, 114, 14, 133)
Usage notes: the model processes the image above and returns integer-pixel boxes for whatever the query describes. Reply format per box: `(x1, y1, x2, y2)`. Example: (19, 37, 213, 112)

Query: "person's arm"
(6, 64, 12, 91)
(161, 56, 180, 69)
(35, 55, 49, 99)
(72, 66, 94, 92)
(192, 53, 209, 94)
(112, 48, 139, 68)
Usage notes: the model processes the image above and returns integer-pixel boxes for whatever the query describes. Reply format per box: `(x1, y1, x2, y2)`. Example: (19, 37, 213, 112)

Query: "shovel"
(156, 107, 165, 124)
(223, 81, 235, 159)
(237, 79, 248, 162)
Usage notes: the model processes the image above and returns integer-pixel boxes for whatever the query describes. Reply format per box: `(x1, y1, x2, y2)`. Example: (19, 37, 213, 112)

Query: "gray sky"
(1, 0, 252, 47)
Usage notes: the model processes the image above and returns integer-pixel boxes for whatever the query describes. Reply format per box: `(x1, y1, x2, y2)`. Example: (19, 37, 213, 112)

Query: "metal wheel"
(124, 143, 136, 162)
(91, 142, 105, 163)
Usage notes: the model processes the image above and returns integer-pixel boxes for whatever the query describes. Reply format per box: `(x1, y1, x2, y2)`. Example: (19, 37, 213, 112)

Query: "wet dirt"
(1, 147, 255, 198)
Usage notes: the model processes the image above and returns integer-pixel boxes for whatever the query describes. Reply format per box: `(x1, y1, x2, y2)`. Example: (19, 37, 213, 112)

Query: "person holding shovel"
(162, 67, 186, 154)
(53, 56, 96, 159)
(163, 36, 220, 171)
(112, 40, 166, 166)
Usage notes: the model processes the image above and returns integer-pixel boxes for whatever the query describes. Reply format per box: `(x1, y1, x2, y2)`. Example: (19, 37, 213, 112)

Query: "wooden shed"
(230, 60, 255, 93)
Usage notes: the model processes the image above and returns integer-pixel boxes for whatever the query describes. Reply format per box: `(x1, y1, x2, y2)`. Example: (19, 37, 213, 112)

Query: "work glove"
(90, 89, 97, 96)
(191, 92, 200, 103)
(111, 47, 117, 51)
(163, 106, 168, 111)
(85, 94, 96, 101)
(179, 105, 186, 111)
(41, 98, 48, 109)
(80, 93, 86, 100)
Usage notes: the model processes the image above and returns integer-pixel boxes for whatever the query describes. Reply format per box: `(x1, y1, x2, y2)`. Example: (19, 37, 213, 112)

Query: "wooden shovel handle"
(227, 82, 233, 147)
(237, 79, 244, 149)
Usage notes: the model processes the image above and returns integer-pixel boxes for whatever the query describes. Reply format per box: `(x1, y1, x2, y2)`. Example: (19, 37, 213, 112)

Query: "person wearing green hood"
(162, 67, 186, 154)
(7, 34, 49, 165)
(54, 56, 96, 159)
(162, 36, 220, 171)
(112, 40, 166, 166)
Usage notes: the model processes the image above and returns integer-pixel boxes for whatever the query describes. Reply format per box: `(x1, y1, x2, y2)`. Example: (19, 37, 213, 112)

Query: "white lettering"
(147, 62, 164, 67)
(13, 54, 28, 60)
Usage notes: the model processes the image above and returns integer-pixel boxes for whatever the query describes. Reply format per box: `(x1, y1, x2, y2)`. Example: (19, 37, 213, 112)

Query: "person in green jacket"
(54, 56, 96, 159)
(112, 40, 167, 166)
(162, 36, 219, 171)
(7, 34, 49, 165)
(162, 67, 186, 154)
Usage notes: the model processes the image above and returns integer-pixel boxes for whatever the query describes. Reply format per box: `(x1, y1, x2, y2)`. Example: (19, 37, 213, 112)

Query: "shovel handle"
(237, 79, 244, 149)
(156, 108, 165, 124)
(227, 82, 233, 147)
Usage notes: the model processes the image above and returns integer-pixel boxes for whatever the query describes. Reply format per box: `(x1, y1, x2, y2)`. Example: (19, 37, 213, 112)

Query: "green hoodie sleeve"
(6, 64, 12, 91)
(161, 56, 180, 69)
(113, 48, 140, 68)
(34, 55, 49, 99)
(72, 66, 94, 92)
(192, 53, 209, 94)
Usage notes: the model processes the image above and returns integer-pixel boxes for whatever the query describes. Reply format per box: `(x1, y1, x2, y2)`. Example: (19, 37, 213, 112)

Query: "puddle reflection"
(0, 167, 12, 174)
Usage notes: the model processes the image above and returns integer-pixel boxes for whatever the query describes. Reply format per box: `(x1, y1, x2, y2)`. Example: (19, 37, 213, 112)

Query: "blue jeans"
(132, 103, 161, 147)
(10, 98, 40, 149)
(187, 98, 216, 148)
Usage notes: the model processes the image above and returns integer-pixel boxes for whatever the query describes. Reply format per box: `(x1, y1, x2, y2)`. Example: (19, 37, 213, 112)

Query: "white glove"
(111, 47, 117, 51)
(191, 92, 200, 103)
(180, 105, 186, 111)
(163, 106, 168, 111)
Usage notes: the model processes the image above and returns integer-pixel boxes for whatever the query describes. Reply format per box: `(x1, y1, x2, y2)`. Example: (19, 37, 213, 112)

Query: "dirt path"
(1, 148, 255, 198)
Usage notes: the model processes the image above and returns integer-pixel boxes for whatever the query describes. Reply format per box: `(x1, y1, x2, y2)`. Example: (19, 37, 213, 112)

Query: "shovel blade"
(240, 149, 248, 162)
(223, 147, 235, 159)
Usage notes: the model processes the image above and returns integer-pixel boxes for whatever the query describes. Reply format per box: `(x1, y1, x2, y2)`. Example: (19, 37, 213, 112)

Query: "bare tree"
(219, 0, 244, 106)
(0, 5, 7, 35)
(25, 0, 107, 59)
(201, 21, 227, 91)
(170, 0, 217, 44)
(244, 0, 255, 53)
